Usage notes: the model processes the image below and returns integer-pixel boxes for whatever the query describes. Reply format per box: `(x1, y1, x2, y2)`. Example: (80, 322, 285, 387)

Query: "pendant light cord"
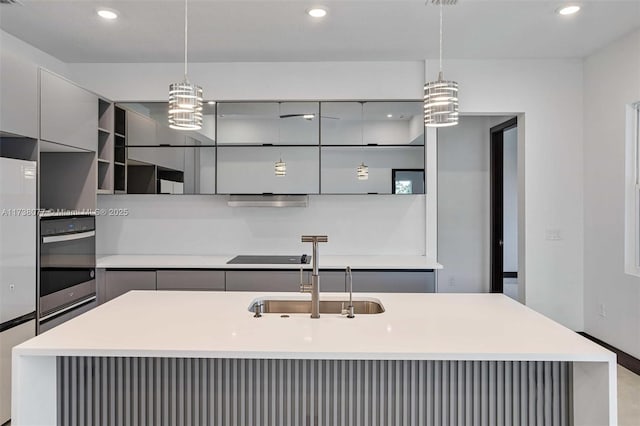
(439, 0, 443, 78)
(361, 101, 364, 147)
(184, 0, 188, 80)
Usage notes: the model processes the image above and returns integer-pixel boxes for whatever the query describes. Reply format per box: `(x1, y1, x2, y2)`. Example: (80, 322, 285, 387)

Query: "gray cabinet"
(0, 52, 38, 138)
(40, 70, 97, 151)
(226, 271, 304, 292)
(98, 269, 434, 301)
(319, 270, 434, 293)
(156, 270, 225, 291)
(127, 110, 157, 147)
(314, 271, 347, 292)
(225, 270, 347, 292)
(345, 271, 435, 293)
(216, 146, 320, 194)
(104, 270, 156, 303)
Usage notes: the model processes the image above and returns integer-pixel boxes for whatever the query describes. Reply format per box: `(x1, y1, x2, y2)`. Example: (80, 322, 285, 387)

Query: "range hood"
(227, 194, 309, 208)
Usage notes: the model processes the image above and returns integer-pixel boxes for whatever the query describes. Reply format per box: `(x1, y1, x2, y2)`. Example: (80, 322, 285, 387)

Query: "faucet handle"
(299, 266, 312, 293)
(301, 235, 328, 243)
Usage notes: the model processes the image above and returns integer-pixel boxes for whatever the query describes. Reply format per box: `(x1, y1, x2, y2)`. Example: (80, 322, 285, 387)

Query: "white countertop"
(96, 254, 443, 270)
(16, 291, 612, 362)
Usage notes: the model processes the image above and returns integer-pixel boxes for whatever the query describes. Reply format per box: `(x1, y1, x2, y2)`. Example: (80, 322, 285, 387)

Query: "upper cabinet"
(0, 52, 38, 139)
(216, 101, 320, 194)
(217, 102, 319, 146)
(106, 100, 424, 196)
(40, 70, 98, 152)
(111, 105, 216, 195)
(320, 101, 425, 194)
(321, 101, 425, 146)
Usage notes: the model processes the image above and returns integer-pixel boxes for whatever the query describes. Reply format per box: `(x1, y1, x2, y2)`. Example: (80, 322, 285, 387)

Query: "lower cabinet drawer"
(104, 270, 157, 302)
(351, 271, 435, 293)
(226, 270, 347, 292)
(156, 270, 225, 291)
(226, 271, 305, 292)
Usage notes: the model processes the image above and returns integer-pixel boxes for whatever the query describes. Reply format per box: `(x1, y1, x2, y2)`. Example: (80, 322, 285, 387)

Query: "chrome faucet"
(299, 235, 328, 319)
(343, 266, 355, 318)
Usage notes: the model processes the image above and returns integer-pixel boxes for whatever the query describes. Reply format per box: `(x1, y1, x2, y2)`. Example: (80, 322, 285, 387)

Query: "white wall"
(426, 59, 585, 329)
(503, 127, 518, 272)
(96, 195, 426, 256)
(583, 29, 640, 358)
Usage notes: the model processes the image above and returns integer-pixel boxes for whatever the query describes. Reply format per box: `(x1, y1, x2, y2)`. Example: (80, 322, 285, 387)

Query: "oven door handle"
(39, 295, 96, 322)
(42, 230, 95, 244)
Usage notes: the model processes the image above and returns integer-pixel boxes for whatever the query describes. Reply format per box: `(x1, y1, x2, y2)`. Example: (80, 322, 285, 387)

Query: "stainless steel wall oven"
(39, 215, 96, 332)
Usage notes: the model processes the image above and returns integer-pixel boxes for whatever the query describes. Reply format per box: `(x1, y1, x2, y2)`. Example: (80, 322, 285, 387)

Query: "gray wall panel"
(58, 357, 572, 426)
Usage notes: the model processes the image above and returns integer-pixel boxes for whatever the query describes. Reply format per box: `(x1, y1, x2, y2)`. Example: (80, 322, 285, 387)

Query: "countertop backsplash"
(96, 194, 427, 256)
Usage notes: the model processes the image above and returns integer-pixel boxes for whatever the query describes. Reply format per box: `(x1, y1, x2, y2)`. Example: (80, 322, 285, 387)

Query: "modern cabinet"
(113, 106, 127, 193)
(216, 101, 320, 194)
(40, 69, 98, 151)
(0, 52, 38, 138)
(216, 146, 320, 194)
(99, 268, 435, 299)
(103, 270, 156, 303)
(156, 270, 225, 291)
(351, 271, 435, 293)
(224, 270, 350, 292)
(216, 102, 319, 146)
(318, 270, 435, 293)
(103, 100, 424, 196)
(127, 109, 157, 147)
(320, 101, 425, 195)
(97, 98, 114, 193)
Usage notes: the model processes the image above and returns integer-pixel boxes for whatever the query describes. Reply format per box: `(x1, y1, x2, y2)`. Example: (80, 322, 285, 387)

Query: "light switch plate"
(545, 229, 562, 241)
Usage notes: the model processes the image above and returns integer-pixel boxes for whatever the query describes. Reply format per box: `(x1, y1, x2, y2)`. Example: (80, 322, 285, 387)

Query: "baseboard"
(578, 332, 640, 375)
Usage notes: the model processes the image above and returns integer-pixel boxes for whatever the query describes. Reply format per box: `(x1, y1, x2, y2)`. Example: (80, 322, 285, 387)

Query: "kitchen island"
(13, 291, 616, 425)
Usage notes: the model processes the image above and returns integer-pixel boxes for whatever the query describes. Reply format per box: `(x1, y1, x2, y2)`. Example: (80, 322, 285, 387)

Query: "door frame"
(490, 117, 518, 293)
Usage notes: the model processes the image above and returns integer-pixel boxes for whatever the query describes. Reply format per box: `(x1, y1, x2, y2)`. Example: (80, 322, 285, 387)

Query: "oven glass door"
(40, 232, 96, 269)
(39, 217, 96, 312)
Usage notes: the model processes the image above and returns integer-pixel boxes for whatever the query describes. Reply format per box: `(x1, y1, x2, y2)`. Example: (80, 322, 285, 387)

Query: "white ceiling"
(1, 0, 639, 63)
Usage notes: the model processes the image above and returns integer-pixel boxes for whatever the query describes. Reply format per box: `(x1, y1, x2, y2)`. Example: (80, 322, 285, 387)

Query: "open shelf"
(97, 99, 114, 192)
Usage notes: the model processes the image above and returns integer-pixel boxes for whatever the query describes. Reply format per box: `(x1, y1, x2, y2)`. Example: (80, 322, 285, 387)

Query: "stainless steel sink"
(248, 298, 385, 315)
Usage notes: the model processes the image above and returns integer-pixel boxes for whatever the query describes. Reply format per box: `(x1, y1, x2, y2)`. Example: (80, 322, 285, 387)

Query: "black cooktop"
(227, 255, 310, 264)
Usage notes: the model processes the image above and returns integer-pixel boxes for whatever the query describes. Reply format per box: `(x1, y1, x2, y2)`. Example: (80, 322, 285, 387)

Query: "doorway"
(490, 118, 518, 296)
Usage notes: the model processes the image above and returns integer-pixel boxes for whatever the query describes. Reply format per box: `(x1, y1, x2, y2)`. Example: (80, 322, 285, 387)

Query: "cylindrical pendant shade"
(424, 76, 459, 128)
(275, 159, 287, 176)
(357, 162, 369, 180)
(168, 81, 203, 130)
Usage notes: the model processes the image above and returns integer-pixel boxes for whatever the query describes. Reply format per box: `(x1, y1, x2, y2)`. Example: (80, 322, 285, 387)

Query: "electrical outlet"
(599, 303, 606, 318)
(448, 276, 455, 286)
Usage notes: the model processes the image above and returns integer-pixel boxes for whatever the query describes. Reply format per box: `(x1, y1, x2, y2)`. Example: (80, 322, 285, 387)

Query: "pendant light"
(275, 158, 287, 176)
(275, 103, 286, 176)
(424, 0, 459, 128)
(168, 0, 203, 130)
(357, 101, 369, 180)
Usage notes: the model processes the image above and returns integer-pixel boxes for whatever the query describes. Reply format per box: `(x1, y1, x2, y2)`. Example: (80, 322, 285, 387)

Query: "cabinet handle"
(42, 231, 95, 244)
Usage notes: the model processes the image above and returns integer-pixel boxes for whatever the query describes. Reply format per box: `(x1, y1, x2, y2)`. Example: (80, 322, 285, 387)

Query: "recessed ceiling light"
(303, 114, 316, 120)
(207, 101, 216, 105)
(97, 8, 118, 20)
(387, 114, 393, 118)
(557, 5, 581, 15)
(307, 7, 327, 18)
